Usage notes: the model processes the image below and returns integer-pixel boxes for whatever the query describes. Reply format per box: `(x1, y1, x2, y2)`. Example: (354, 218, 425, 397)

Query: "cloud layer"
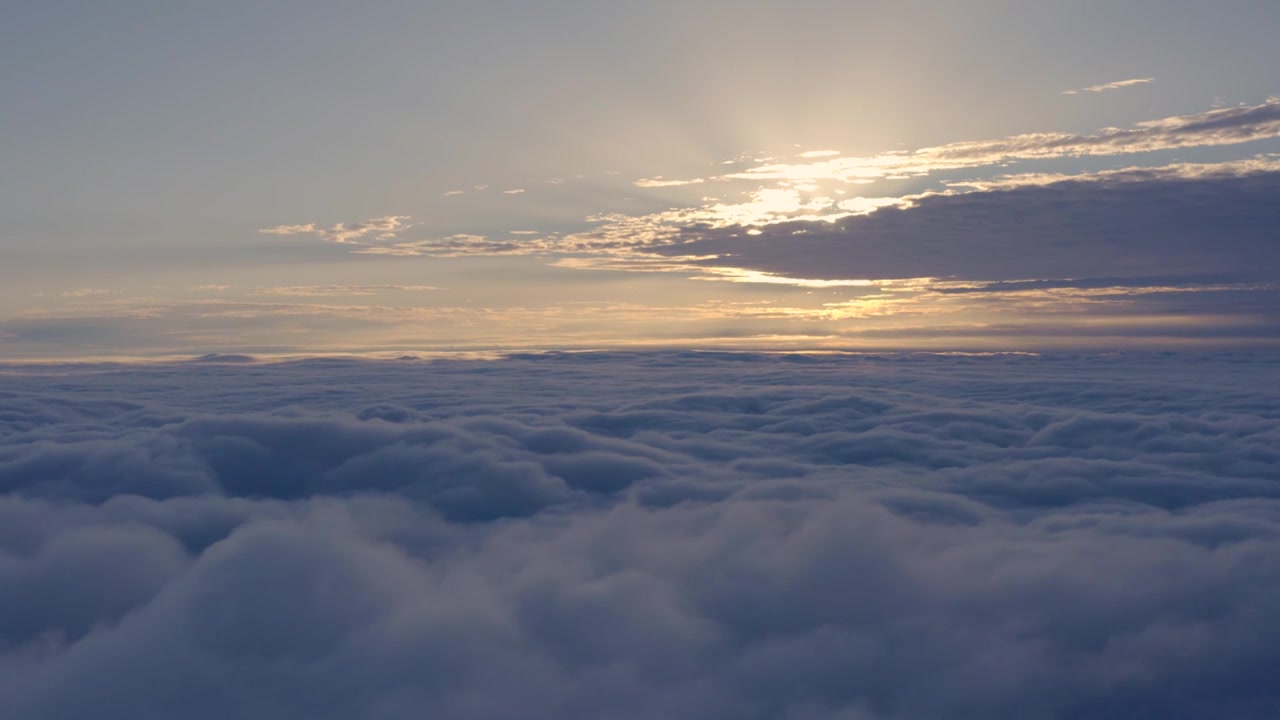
(652, 167, 1280, 282)
(1, 352, 1278, 718)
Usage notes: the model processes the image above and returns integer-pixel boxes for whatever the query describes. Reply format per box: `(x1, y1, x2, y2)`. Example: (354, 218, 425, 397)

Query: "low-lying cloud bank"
(1, 352, 1278, 719)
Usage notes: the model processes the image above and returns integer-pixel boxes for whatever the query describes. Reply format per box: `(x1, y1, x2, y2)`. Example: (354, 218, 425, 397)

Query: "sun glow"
(690, 267, 877, 287)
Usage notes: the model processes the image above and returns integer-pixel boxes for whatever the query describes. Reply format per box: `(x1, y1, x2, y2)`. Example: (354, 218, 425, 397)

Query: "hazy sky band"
(4, 1, 1280, 356)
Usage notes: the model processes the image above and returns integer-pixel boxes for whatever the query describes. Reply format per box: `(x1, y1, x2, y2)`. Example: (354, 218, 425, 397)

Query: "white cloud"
(1062, 77, 1155, 95)
(351, 233, 543, 257)
(634, 177, 706, 188)
(257, 223, 317, 235)
(57, 288, 118, 298)
(258, 216, 412, 244)
(944, 154, 1280, 191)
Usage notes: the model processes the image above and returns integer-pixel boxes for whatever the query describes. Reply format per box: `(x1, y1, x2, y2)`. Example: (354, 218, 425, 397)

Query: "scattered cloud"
(259, 216, 412, 244)
(351, 233, 552, 257)
(1062, 77, 1156, 95)
(257, 223, 317, 235)
(57, 288, 118, 298)
(502, 188, 526, 195)
(268, 102, 1280, 285)
(232, 102, 1280, 345)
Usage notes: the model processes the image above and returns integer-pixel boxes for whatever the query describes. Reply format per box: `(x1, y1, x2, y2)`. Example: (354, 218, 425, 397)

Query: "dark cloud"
(652, 170, 1280, 283)
(1, 352, 1278, 718)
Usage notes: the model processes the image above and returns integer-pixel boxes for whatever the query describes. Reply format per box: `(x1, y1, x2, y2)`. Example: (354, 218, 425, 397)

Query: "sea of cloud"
(1, 351, 1278, 719)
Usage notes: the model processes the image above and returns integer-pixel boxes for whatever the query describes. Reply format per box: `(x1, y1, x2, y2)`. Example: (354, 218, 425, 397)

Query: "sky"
(5, 7, 1280, 715)
(3, 0, 1280, 357)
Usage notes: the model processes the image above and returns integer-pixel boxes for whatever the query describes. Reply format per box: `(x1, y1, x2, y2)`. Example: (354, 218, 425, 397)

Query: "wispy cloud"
(257, 223, 316, 235)
(725, 98, 1280, 185)
(58, 288, 118, 298)
(252, 285, 441, 297)
(1062, 77, 1155, 95)
(258, 216, 412, 244)
(502, 188, 526, 195)
(353, 233, 556, 257)
(944, 154, 1280, 192)
(627, 99, 1280, 193)
(634, 177, 705, 188)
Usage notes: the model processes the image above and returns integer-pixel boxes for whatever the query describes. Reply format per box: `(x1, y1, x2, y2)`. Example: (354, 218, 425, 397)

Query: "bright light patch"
(692, 267, 876, 288)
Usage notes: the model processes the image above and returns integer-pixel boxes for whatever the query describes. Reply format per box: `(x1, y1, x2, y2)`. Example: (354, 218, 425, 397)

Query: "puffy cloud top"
(1, 352, 1278, 719)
